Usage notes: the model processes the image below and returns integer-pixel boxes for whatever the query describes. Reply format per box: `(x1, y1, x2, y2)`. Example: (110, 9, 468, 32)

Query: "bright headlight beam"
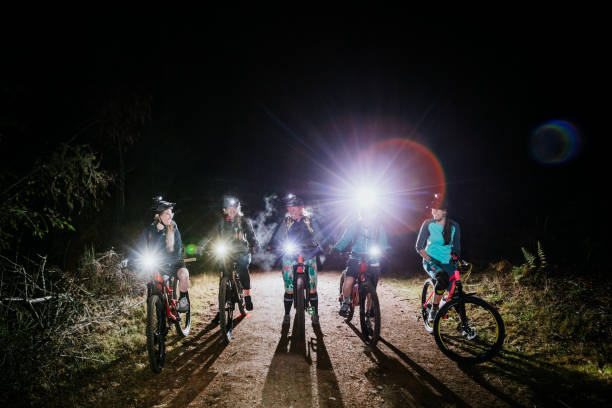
(141, 252, 159, 269)
(368, 245, 381, 257)
(283, 241, 297, 255)
(353, 185, 379, 210)
(214, 242, 229, 258)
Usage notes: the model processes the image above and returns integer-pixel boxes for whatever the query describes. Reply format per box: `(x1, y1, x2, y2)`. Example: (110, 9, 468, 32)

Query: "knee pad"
(434, 271, 449, 294)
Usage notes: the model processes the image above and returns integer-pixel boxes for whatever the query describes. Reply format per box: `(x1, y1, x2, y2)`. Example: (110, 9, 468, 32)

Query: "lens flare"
(283, 241, 297, 255)
(530, 120, 581, 164)
(214, 241, 229, 259)
(358, 138, 446, 234)
(140, 252, 159, 270)
(368, 245, 382, 257)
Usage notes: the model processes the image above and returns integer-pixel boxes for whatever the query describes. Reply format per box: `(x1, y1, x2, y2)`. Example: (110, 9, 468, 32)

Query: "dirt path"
(112, 270, 514, 408)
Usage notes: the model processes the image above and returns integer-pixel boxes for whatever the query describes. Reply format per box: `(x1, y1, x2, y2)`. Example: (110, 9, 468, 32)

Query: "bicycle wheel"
(433, 296, 505, 364)
(294, 275, 306, 342)
(218, 276, 234, 343)
(172, 279, 191, 337)
(421, 278, 436, 333)
(359, 283, 381, 346)
(146, 294, 166, 373)
(234, 275, 246, 316)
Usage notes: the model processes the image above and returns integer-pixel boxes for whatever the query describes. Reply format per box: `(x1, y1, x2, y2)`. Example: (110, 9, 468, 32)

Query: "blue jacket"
(333, 220, 390, 261)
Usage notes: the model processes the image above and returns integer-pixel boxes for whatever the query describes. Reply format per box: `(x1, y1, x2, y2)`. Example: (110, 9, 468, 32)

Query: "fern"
(537, 241, 548, 270)
(521, 247, 536, 268)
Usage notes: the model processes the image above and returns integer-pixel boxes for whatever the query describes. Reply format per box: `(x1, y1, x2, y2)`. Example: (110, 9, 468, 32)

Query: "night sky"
(1, 10, 605, 269)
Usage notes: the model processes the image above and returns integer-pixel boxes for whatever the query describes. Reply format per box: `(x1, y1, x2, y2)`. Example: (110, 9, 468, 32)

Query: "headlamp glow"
(368, 245, 382, 257)
(283, 241, 298, 255)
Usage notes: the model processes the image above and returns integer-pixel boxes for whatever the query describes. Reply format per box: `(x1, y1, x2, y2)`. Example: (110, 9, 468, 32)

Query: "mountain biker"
(415, 193, 461, 323)
(271, 194, 325, 326)
(126, 196, 190, 313)
(216, 195, 259, 311)
(331, 208, 390, 317)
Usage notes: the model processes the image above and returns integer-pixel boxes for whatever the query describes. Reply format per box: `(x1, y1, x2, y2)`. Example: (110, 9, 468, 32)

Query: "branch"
(0, 295, 54, 304)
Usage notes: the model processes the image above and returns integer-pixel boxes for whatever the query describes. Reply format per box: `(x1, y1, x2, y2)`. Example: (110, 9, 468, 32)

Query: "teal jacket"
(333, 221, 390, 260)
(415, 218, 461, 264)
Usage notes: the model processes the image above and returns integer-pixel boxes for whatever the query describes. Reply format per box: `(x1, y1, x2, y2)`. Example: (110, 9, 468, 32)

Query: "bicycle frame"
(148, 270, 181, 322)
(292, 254, 311, 306)
(423, 265, 465, 308)
(224, 261, 244, 304)
(349, 259, 377, 306)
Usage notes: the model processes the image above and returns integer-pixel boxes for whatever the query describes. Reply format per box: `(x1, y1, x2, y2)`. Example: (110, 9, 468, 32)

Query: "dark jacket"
(131, 221, 184, 267)
(217, 216, 259, 254)
(272, 215, 324, 259)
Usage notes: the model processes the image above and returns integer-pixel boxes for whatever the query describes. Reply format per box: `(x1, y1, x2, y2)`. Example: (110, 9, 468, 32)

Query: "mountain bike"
(282, 242, 318, 343)
(421, 257, 505, 364)
(136, 254, 193, 373)
(337, 247, 382, 346)
(212, 240, 246, 343)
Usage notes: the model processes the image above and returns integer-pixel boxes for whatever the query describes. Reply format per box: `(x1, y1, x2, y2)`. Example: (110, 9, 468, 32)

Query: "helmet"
(426, 193, 449, 211)
(151, 196, 175, 213)
(285, 193, 304, 207)
(223, 196, 240, 208)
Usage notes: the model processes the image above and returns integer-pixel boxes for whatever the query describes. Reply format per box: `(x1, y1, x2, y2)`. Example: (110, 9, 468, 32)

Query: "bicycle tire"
(172, 278, 191, 337)
(421, 278, 436, 334)
(359, 283, 381, 346)
(218, 276, 234, 343)
(235, 275, 246, 316)
(294, 275, 306, 342)
(146, 294, 165, 373)
(433, 296, 505, 364)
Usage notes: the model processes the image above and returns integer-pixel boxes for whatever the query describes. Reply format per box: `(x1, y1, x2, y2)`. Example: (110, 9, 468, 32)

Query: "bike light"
(214, 241, 229, 259)
(283, 241, 297, 255)
(141, 252, 159, 269)
(368, 245, 382, 257)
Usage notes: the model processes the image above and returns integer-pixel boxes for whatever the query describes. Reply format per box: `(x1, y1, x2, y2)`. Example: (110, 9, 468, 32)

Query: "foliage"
(0, 144, 112, 249)
(512, 240, 550, 285)
(472, 265, 612, 379)
(0, 249, 141, 406)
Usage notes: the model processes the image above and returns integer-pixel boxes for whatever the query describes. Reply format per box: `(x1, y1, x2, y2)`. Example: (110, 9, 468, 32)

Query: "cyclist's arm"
(378, 227, 391, 252)
(310, 218, 326, 248)
(451, 221, 461, 258)
(333, 223, 357, 252)
(173, 223, 185, 264)
(415, 220, 433, 261)
(244, 219, 259, 250)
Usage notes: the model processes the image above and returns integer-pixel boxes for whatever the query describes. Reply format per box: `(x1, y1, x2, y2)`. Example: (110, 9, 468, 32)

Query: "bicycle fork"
(293, 255, 312, 313)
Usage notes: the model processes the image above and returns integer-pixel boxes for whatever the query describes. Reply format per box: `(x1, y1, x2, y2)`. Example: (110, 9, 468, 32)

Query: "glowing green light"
(185, 244, 197, 255)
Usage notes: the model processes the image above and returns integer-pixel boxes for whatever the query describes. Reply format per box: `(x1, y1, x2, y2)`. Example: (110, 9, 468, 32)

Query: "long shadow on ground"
(61, 315, 240, 407)
(261, 314, 313, 408)
(346, 322, 472, 407)
(310, 324, 344, 407)
(458, 348, 612, 408)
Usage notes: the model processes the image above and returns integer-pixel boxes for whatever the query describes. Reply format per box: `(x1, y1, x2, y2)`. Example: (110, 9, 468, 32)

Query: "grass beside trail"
(49, 272, 218, 408)
(386, 267, 612, 407)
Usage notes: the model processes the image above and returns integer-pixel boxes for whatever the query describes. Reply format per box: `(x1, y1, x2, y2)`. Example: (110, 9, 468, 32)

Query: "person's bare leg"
(177, 268, 189, 292)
